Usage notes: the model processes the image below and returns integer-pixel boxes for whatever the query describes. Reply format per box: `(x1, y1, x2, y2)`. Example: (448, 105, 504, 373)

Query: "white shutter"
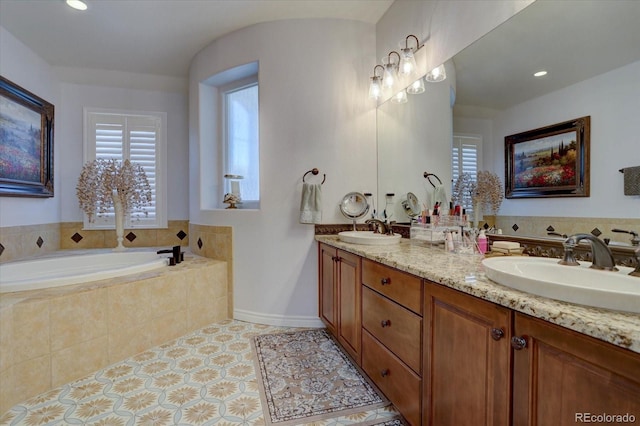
(84, 108, 167, 229)
(452, 135, 482, 212)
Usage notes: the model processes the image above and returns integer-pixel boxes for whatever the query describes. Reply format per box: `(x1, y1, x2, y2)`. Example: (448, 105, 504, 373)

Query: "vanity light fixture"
(368, 65, 385, 100)
(407, 77, 425, 94)
(66, 0, 88, 10)
(382, 51, 401, 88)
(399, 35, 423, 76)
(425, 64, 447, 83)
(391, 90, 408, 104)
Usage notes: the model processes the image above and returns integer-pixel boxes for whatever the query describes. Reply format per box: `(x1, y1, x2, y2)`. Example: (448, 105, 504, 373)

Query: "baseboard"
(233, 308, 325, 328)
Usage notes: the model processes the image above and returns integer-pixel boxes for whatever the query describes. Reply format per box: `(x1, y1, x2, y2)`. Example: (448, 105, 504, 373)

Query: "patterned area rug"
(252, 329, 390, 426)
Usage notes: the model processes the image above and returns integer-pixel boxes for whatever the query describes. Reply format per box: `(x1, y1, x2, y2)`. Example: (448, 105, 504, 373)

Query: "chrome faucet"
(365, 218, 393, 235)
(612, 228, 640, 246)
(630, 248, 640, 277)
(559, 234, 618, 271)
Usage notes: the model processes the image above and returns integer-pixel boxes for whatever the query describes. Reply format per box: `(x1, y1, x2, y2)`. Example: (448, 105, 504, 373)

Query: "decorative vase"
(112, 192, 126, 251)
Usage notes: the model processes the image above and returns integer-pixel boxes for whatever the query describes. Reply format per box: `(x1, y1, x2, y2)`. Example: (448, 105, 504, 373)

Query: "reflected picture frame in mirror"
(505, 116, 590, 199)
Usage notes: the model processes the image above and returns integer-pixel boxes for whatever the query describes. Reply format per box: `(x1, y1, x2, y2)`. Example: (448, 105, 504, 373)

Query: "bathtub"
(0, 250, 169, 293)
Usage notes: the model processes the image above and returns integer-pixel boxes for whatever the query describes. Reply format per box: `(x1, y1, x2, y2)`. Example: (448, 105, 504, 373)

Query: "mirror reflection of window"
(452, 134, 482, 214)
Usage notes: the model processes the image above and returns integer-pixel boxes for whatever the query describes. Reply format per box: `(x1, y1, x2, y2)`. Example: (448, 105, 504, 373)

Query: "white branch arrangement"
(474, 171, 504, 216)
(76, 159, 151, 250)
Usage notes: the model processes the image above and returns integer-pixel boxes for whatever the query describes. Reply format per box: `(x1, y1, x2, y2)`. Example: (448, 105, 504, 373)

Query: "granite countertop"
(316, 235, 640, 354)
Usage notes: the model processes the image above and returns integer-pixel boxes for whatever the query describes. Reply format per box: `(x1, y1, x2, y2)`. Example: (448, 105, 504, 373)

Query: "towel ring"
(423, 172, 442, 187)
(303, 168, 326, 184)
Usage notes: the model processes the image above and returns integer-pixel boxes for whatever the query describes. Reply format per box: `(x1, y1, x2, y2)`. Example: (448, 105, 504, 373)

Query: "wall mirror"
(376, 0, 640, 226)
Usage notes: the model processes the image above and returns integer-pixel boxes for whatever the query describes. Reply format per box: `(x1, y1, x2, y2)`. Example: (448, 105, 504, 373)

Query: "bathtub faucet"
(157, 245, 183, 265)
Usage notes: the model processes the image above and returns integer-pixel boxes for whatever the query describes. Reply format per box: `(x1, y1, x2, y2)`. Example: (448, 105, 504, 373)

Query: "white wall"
(190, 19, 377, 326)
(0, 26, 60, 227)
(488, 60, 640, 219)
(57, 74, 189, 222)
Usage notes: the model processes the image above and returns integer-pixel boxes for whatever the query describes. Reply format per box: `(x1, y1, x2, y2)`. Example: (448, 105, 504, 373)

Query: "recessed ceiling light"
(533, 70, 548, 78)
(66, 0, 88, 11)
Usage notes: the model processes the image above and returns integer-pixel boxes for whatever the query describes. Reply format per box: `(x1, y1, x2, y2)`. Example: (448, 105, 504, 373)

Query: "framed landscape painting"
(0, 76, 54, 197)
(505, 116, 590, 198)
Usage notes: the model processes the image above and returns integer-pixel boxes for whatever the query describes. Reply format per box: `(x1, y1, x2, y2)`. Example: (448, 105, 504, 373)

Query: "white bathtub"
(0, 250, 169, 293)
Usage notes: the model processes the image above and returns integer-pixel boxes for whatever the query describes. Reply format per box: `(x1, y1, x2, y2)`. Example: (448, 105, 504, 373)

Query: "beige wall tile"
(51, 336, 109, 387)
(107, 280, 153, 331)
(146, 310, 188, 348)
(13, 355, 51, 406)
(108, 323, 151, 364)
(149, 275, 188, 316)
(0, 367, 15, 415)
(12, 300, 50, 361)
(50, 288, 108, 352)
(0, 307, 13, 374)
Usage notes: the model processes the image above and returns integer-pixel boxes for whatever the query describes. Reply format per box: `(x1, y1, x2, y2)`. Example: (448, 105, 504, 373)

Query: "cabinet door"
(512, 313, 640, 426)
(423, 283, 512, 426)
(318, 243, 337, 335)
(337, 249, 361, 363)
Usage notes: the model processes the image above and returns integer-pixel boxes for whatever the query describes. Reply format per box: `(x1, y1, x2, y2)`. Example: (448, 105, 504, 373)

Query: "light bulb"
(383, 62, 396, 88)
(407, 78, 425, 94)
(426, 64, 447, 82)
(368, 76, 382, 100)
(66, 0, 88, 10)
(399, 48, 417, 76)
(391, 90, 408, 104)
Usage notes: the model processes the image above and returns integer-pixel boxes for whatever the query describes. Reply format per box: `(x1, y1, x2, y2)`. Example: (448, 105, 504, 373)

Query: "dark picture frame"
(505, 116, 590, 199)
(0, 76, 54, 197)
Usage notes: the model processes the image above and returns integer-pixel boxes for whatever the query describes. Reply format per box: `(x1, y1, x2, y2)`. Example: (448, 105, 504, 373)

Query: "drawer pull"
(511, 336, 527, 350)
(380, 319, 391, 328)
(381, 277, 391, 285)
(491, 328, 505, 341)
(380, 369, 390, 377)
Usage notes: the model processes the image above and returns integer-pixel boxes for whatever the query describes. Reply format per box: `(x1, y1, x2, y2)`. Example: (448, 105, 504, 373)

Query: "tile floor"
(1, 319, 398, 426)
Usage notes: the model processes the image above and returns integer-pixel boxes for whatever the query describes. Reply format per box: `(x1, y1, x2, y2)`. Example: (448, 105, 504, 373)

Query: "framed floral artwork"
(0, 76, 54, 197)
(505, 116, 590, 198)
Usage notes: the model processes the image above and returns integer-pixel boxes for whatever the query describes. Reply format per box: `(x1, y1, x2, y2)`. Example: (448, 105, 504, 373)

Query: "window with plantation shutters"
(83, 108, 167, 229)
(452, 134, 482, 213)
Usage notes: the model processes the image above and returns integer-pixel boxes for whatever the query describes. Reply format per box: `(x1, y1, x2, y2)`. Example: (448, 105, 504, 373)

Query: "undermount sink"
(338, 231, 401, 245)
(482, 257, 639, 313)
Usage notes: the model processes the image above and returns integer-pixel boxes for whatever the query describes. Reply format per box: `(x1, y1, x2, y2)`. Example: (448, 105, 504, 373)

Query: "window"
(221, 79, 259, 204)
(83, 108, 167, 229)
(452, 134, 482, 212)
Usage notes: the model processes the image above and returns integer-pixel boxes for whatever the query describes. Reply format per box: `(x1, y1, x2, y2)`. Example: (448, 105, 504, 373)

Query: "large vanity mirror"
(377, 0, 640, 237)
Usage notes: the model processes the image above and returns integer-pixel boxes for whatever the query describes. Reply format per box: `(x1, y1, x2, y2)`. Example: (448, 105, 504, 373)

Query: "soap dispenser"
(477, 229, 488, 254)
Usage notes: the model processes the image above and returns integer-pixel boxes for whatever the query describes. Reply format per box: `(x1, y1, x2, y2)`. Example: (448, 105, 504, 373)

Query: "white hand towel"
(433, 184, 449, 211)
(300, 183, 322, 224)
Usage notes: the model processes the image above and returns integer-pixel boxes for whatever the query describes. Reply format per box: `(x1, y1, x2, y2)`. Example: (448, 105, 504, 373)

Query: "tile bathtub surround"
(316, 235, 640, 354)
(0, 255, 228, 414)
(0, 320, 399, 425)
(189, 224, 234, 317)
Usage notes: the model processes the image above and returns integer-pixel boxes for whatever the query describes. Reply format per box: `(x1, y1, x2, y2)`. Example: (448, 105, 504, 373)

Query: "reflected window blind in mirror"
(452, 135, 482, 213)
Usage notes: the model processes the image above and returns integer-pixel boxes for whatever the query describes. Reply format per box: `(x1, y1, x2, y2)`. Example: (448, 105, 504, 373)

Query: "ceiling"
(0, 0, 393, 78)
(452, 0, 640, 111)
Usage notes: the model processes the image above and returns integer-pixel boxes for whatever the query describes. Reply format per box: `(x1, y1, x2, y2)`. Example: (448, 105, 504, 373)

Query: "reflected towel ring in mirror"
(423, 172, 443, 188)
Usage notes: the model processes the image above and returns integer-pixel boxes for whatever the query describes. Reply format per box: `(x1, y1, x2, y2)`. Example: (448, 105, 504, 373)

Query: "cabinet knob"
(511, 336, 527, 350)
(380, 369, 390, 377)
(380, 319, 391, 328)
(381, 277, 391, 285)
(491, 328, 505, 341)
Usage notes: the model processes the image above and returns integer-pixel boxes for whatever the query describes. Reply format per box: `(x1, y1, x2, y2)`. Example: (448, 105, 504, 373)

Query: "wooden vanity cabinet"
(512, 313, 640, 426)
(423, 282, 512, 426)
(318, 243, 361, 363)
(361, 259, 423, 426)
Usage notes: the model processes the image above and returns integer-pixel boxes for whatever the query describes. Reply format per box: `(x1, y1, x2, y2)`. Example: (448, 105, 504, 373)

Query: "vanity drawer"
(362, 286, 422, 373)
(362, 330, 421, 426)
(362, 259, 422, 315)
